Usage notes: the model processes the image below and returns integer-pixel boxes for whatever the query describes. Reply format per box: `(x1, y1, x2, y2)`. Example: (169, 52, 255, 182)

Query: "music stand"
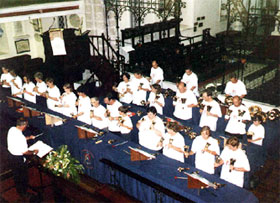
(75, 125, 98, 139)
(128, 147, 155, 161)
(7, 96, 24, 107)
(23, 106, 41, 117)
(44, 113, 63, 126)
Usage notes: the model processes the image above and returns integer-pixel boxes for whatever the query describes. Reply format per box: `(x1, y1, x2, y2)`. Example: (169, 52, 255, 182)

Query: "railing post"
(102, 34, 106, 59)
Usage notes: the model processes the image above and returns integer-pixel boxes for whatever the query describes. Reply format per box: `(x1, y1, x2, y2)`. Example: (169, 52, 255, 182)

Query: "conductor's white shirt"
(7, 127, 28, 156)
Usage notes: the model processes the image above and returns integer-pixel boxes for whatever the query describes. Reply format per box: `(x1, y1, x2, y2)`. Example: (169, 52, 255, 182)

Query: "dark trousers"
(9, 154, 29, 196)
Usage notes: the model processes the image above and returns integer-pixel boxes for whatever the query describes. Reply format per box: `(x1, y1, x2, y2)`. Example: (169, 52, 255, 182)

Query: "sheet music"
(29, 141, 53, 158)
(128, 146, 156, 160)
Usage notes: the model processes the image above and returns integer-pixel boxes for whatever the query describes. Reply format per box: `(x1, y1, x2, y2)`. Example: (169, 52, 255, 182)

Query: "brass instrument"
(169, 138, 174, 145)
(267, 109, 280, 121)
(215, 155, 222, 164)
(188, 132, 197, 139)
(181, 98, 187, 104)
(206, 105, 212, 112)
(257, 111, 267, 123)
(137, 110, 143, 117)
(177, 167, 190, 172)
(246, 131, 254, 140)
(225, 96, 233, 106)
(140, 100, 146, 106)
(226, 109, 232, 117)
(238, 109, 245, 117)
(229, 158, 236, 172)
(202, 142, 211, 153)
(248, 105, 262, 118)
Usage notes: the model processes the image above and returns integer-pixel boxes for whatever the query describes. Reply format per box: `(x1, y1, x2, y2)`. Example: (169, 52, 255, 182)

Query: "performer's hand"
(167, 143, 173, 149)
(247, 139, 252, 143)
(229, 165, 234, 171)
(206, 111, 211, 116)
(29, 135, 36, 140)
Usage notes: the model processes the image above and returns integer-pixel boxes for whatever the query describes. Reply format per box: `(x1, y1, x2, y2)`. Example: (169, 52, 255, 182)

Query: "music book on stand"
(184, 172, 216, 189)
(28, 141, 53, 158)
(44, 113, 63, 126)
(23, 106, 41, 117)
(128, 146, 155, 161)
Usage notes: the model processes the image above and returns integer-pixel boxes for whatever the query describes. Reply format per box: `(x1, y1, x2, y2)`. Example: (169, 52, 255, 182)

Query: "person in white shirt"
(73, 86, 91, 125)
(104, 92, 122, 132)
(44, 78, 61, 112)
(160, 122, 185, 163)
(181, 68, 199, 97)
(114, 73, 133, 104)
(33, 72, 47, 96)
(147, 84, 165, 115)
(173, 82, 198, 121)
(10, 70, 23, 98)
(150, 60, 164, 87)
(0, 66, 13, 89)
(117, 106, 133, 140)
(131, 71, 151, 105)
(186, 126, 220, 174)
(22, 75, 36, 103)
(7, 118, 38, 199)
(247, 115, 265, 146)
(90, 97, 107, 129)
(199, 90, 222, 131)
(224, 74, 247, 98)
(215, 136, 250, 187)
(137, 107, 165, 151)
(56, 83, 77, 117)
(225, 96, 251, 139)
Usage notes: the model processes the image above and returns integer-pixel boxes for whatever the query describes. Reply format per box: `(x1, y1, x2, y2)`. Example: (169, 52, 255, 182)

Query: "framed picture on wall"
(15, 39, 30, 54)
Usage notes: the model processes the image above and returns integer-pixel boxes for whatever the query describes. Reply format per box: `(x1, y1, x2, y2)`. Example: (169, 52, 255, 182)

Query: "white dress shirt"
(199, 100, 222, 131)
(191, 136, 220, 174)
(47, 86, 61, 112)
(220, 147, 250, 187)
(0, 72, 13, 88)
(7, 127, 28, 156)
(107, 100, 122, 132)
(173, 90, 197, 120)
(131, 77, 151, 105)
(91, 104, 108, 129)
(11, 76, 23, 98)
(148, 92, 165, 115)
(23, 82, 36, 103)
(225, 104, 251, 134)
(224, 80, 247, 97)
(77, 96, 91, 125)
(138, 115, 165, 151)
(150, 67, 164, 87)
(117, 81, 133, 104)
(163, 132, 185, 162)
(248, 124, 265, 146)
(61, 92, 77, 117)
(181, 72, 199, 97)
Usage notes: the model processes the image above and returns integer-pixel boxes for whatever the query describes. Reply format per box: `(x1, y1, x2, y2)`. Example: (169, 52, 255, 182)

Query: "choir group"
(0, 60, 265, 188)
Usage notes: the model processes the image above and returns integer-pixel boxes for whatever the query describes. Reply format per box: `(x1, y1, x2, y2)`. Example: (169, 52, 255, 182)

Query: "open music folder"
(28, 140, 53, 158)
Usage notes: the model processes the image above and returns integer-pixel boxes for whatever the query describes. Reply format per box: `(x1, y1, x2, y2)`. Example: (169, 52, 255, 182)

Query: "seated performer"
(224, 74, 247, 98)
(186, 126, 220, 174)
(161, 122, 185, 163)
(7, 118, 38, 200)
(215, 136, 250, 187)
(10, 70, 23, 98)
(22, 75, 36, 103)
(104, 92, 122, 132)
(181, 67, 199, 97)
(150, 60, 164, 87)
(199, 90, 222, 131)
(90, 97, 107, 129)
(114, 73, 133, 104)
(57, 83, 77, 117)
(147, 84, 165, 115)
(73, 86, 91, 125)
(45, 78, 61, 112)
(131, 70, 151, 106)
(33, 72, 47, 103)
(225, 96, 251, 139)
(137, 107, 165, 151)
(117, 106, 133, 140)
(247, 114, 265, 146)
(173, 82, 197, 121)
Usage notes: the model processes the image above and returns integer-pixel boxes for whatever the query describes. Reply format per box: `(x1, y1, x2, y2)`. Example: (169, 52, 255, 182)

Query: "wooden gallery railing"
(88, 33, 125, 74)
